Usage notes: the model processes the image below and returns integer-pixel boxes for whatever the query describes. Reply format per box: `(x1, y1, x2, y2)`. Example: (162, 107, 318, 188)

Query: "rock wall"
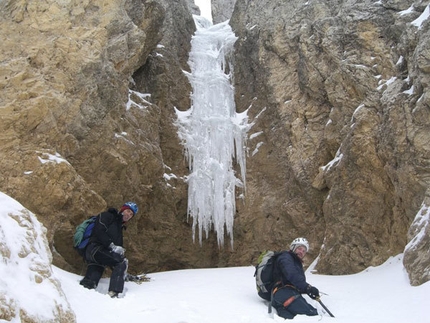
(212, 0, 236, 23)
(188, 0, 201, 16)
(403, 189, 430, 285)
(0, 0, 223, 275)
(230, 0, 430, 282)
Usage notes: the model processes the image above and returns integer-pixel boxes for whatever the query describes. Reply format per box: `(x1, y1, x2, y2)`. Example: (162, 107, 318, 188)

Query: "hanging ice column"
(175, 16, 250, 247)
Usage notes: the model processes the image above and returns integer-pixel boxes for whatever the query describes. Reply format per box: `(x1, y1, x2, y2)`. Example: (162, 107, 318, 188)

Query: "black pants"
(272, 286, 318, 319)
(81, 243, 128, 293)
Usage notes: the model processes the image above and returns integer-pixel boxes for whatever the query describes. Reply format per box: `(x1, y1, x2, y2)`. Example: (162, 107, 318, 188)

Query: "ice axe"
(316, 297, 335, 317)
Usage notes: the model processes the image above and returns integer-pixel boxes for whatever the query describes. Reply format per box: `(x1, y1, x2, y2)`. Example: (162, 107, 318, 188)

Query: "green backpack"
(73, 215, 98, 256)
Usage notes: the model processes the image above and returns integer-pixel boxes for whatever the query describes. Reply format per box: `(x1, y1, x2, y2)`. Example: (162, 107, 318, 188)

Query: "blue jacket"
(274, 251, 310, 293)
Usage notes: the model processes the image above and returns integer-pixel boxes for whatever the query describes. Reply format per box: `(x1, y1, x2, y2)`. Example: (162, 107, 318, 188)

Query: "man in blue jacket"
(79, 202, 138, 298)
(272, 237, 319, 319)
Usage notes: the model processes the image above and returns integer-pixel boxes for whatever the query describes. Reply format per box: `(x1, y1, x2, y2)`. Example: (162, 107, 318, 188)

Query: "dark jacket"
(274, 251, 310, 293)
(89, 208, 124, 249)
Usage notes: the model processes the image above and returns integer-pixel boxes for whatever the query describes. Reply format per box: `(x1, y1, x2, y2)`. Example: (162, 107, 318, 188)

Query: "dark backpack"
(73, 215, 98, 256)
(254, 250, 285, 301)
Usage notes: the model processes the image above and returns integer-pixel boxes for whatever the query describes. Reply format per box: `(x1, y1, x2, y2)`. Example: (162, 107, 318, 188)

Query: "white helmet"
(290, 237, 309, 252)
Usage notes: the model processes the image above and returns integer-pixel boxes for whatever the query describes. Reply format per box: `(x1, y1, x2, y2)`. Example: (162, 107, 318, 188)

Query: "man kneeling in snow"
(272, 237, 319, 319)
(79, 202, 138, 298)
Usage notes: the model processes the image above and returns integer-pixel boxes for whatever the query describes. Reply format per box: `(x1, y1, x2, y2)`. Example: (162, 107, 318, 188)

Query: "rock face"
(0, 0, 220, 275)
(0, 0, 429, 287)
(212, 0, 236, 24)
(403, 189, 430, 286)
(230, 0, 430, 281)
(188, 0, 201, 16)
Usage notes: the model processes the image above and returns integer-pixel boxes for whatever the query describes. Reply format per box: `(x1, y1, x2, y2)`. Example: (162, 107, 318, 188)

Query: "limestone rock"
(188, 0, 201, 15)
(0, 0, 202, 275)
(212, 0, 236, 24)
(230, 0, 430, 282)
(403, 189, 430, 286)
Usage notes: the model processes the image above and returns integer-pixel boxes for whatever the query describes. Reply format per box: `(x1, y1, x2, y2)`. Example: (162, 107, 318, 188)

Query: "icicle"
(175, 17, 250, 248)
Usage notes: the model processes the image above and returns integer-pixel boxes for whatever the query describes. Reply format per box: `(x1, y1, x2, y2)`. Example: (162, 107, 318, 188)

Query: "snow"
(322, 149, 343, 171)
(351, 104, 365, 120)
(52, 254, 429, 323)
(1, 191, 429, 323)
(37, 151, 70, 165)
(0, 192, 72, 322)
(126, 89, 151, 111)
(405, 203, 430, 251)
(399, 5, 415, 16)
(377, 76, 397, 91)
(403, 85, 414, 95)
(411, 5, 430, 29)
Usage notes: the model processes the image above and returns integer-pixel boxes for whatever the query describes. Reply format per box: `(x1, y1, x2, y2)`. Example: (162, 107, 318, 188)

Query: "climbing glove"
(306, 285, 320, 300)
(109, 242, 125, 256)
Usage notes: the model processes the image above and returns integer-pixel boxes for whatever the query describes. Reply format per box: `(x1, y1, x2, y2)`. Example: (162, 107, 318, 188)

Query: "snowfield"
(55, 254, 428, 323)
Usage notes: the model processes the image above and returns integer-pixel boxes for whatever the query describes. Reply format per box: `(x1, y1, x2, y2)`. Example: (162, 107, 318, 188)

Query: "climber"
(271, 237, 320, 319)
(79, 202, 138, 298)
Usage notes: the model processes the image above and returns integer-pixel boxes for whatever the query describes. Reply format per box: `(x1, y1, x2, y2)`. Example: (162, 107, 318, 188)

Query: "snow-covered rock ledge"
(0, 192, 75, 322)
(403, 188, 430, 286)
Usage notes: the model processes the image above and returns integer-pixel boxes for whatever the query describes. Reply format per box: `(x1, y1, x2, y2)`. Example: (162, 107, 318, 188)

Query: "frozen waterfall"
(175, 16, 250, 247)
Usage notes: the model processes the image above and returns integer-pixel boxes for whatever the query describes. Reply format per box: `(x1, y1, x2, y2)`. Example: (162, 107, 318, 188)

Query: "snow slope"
(55, 254, 428, 323)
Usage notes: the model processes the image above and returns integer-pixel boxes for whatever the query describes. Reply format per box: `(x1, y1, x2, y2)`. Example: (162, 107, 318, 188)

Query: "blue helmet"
(121, 202, 138, 215)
